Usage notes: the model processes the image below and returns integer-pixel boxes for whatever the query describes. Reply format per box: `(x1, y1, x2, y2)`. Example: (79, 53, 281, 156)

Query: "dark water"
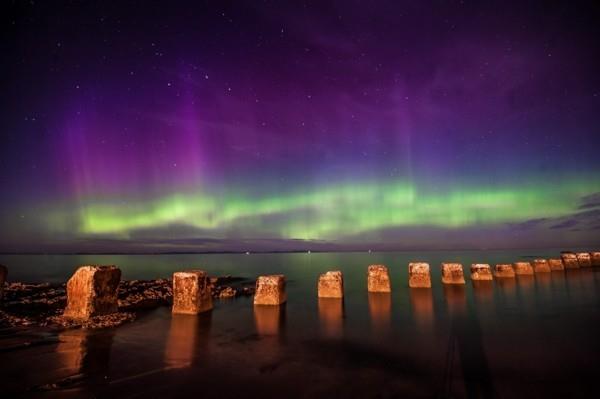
(1, 250, 599, 398)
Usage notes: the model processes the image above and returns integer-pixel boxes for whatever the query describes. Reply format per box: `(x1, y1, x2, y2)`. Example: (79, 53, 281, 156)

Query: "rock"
(561, 252, 579, 269)
(441, 263, 465, 284)
(408, 262, 431, 288)
(254, 275, 287, 305)
(118, 279, 172, 311)
(494, 264, 515, 278)
(47, 312, 134, 329)
(532, 259, 551, 273)
(172, 271, 213, 314)
(548, 258, 564, 271)
(317, 271, 344, 298)
(592, 252, 600, 267)
(0, 264, 7, 301)
(576, 253, 592, 267)
(218, 286, 236, 299)
(513, 262, 534, 275)
(63, 266, 121, 320)
(470, 264, 493, 281)
(368, 265, 391, 292)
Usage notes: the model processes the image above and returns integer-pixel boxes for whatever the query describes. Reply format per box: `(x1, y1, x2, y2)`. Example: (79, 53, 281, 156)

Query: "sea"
(0, 249, 598, 398)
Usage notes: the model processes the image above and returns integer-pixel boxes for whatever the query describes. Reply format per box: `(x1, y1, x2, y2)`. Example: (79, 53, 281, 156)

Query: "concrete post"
(408, 262, 431, 288)
(172, 270, 213, 314)
(318, 271, 344, 298)
(561, 252, 579, 269)
(494, 264, 515, 278)
(63, 265, 121, 320)
(532, 259, 551, 273)
(367, 265, 391, 292)
(513, 262, 534, 275)
(576, 253, 592, 267)
(254, 275, 287, 305)
(441, 263, 465, 284)
(548, 258, 564, 271)
(470, 263, 493, 281)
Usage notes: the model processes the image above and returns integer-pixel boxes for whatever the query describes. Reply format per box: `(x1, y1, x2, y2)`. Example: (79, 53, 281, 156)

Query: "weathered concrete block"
(592, 252, 600, 267)
(576, 252, 592, 267)
(368, 265, 391, 292)
(441, 263, 465, 284)
(532, 259, 551, 273)
(513, 262, 534, 275)
(0, 264, 7, 300)
(561, 252, 579, 269)
(494, 264, 515, 278)
(254, 275, 287, 305)
(470, 264, 493, 281)
(471, 263, 494, 281)
(548, 258, 564, 271)
(172, 270, 213, 314)
(63, 265, 121, 320)
(408, 262, 431, 288)
(318, 270, 344, 298)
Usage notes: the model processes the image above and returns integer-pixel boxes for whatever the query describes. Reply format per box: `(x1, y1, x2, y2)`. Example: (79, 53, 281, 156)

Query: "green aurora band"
(45, 177, 600, 240)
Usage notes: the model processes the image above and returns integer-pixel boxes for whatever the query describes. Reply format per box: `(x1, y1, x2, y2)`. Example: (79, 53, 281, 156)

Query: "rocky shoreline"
(0, 276, 255, 330)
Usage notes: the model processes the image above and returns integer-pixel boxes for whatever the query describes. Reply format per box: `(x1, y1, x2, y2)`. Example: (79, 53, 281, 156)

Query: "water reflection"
(443, 284, 494, 397)
(517, 274, 535, 290)
(472, 281, 494, 305)
(56, 329, 114, 389)
(164, 312, 212, 368)
(535, 273, 552, 303)
(253, 305, 286, 373)
(318, 298, 344, 338)
(564, 269, 597, 304)
(254, 305, 286, 336)
(496, 277, 516, 297)
(443, 285, 466, 316)
(516, 275, 535, 311)
(368, 292, 391, 333)
(409, 288, 434, 326)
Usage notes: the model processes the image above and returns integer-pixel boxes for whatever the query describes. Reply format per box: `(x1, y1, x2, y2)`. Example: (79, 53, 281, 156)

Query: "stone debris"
(494, 264, 515, 278)
(470, 264, 493, 281)
(218, 286, 237, 299)
(368, 265, 391, 292)
(118, 279, 172, 311)
(561, 252, 579, 269)
(46, 312, 135, 329)
(0, 264, 7, 300)
(172, 270, 213, 314)
(254, 275, 287, 305)
(548, 259, 564, 271)
(592, 252, 600, 267)
(532, 259, 551, 273)
(576, 253, 592, 267)
(513, 262, 534, 275)
(441, 263, 465, 284)
(408, 263, 431, 288)
(63, 266, 121, 320)
(318, 271, 344, 298)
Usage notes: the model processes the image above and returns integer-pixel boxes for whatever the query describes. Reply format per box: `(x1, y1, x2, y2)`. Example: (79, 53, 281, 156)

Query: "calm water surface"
(1, 250, 599, 398)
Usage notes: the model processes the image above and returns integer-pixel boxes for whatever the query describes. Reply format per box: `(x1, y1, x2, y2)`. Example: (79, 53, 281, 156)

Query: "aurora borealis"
(1, 1, 600, 252)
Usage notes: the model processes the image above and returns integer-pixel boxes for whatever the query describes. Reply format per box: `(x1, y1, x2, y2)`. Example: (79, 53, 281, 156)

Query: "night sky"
(1, 1, 600, 253)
